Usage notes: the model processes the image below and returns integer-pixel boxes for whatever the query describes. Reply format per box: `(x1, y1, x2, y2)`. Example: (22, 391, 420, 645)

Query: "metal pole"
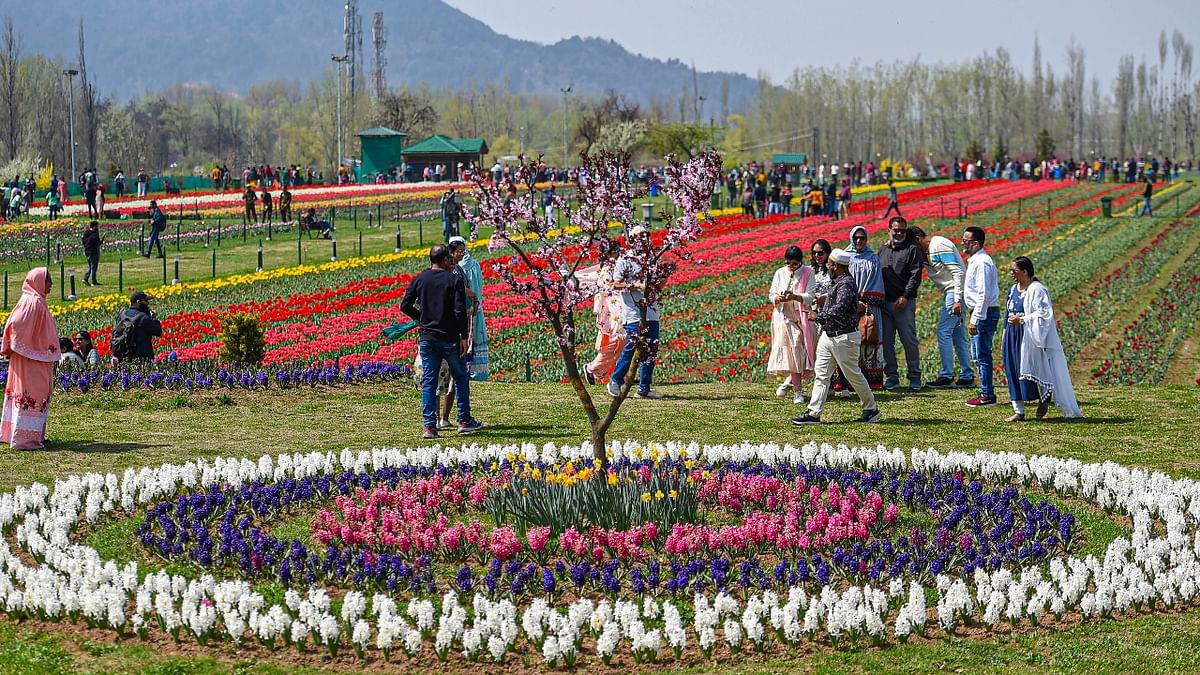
(2, 271, 6, 308)
(64, 69, 78, 185)
(162, 254, 167, 285)
(358, 230, 362, 257)
(59, 261, 65, 301)
(257, 242, 263, 272)
(118, 259, 123, 292)
(331, 237, 338, 261)
(395, 226, 401, 253)
(172, 256, 180, 285)
(68, 269, 76, 301)
(211, 249, 216, 278)
(331, 54, 349, 177)
(560, 85, 571, 171)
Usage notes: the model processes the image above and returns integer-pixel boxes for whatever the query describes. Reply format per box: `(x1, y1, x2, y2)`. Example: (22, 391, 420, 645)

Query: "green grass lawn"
(0, 381, 1198, 673)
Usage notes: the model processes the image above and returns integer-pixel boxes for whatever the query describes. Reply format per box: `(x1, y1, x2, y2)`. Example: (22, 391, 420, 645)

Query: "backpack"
(110, 311, 138, 359)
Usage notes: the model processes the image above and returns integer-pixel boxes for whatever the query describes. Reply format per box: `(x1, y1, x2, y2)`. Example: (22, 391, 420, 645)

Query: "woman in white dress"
(1004, 256, 1084, 419)
(767, 246, 816, 402)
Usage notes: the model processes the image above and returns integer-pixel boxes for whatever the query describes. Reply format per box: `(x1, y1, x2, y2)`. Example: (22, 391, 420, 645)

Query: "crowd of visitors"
(745, 221, 1085, 426)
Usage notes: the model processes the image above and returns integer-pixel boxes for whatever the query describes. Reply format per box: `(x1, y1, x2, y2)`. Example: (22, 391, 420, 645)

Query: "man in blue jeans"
(961, 226, 1000, 407)
(145, 200, 167, 258)
(401, 244, 484, 438)
(606, 227, 663, 399)
(913, 227, 974, 388)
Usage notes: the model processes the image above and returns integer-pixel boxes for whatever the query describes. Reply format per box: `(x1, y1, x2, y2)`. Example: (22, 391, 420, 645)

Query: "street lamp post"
(63, 69, 79, 184)
(560, 85, 572, 171)
(331, 55, 350, 176)
(697, 95, 706, 125)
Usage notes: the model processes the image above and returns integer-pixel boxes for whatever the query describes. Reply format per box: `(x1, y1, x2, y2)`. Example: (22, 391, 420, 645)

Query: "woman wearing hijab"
(448, 236, 489, 381)
(0, 268, 61, 450)
(1003, 256, 1083, 420)
(846, 225, 886, 387)
(767, 245, 816, 402)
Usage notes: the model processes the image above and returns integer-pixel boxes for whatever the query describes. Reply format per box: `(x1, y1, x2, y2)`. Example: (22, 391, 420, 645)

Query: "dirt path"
(1161, 316, 1200, 385)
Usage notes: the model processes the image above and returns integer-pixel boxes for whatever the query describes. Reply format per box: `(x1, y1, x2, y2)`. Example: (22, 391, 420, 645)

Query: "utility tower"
(343, 0, 364, 98)
(371, 11, 387, 99)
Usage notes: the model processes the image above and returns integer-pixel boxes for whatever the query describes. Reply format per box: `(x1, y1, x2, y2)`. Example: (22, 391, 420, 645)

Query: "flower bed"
(2, 440, 1195, 666)
(1090, 243, 1200, 384)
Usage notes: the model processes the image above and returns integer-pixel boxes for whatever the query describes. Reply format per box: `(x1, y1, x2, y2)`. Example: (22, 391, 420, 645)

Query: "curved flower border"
(1, 441, 1198, 665)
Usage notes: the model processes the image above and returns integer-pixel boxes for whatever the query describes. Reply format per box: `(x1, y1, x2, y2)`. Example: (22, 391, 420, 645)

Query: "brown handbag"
(858, 312, 878, 343)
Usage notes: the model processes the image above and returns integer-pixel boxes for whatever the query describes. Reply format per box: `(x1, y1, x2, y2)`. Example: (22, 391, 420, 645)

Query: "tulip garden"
(2, 173, 1200, 671)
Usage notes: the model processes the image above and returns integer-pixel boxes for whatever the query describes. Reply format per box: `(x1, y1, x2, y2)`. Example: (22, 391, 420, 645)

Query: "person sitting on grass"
(58, 337, 84, 367)
(72, 331, 102, 366)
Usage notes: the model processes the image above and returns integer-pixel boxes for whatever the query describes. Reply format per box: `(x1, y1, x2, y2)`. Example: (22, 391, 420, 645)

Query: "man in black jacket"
(401, 245, 484, 438)
(878, 217, 924, 390)
(146, 201, 167, 258)
(792, 248, 881, 425)
(114, 291, 163, 362)
(82, 220, 102, 286)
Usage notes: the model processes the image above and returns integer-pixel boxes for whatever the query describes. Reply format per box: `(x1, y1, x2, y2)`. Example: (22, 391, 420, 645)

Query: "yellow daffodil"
(655, 490, 665, 500)
(640, 492, 651, 503)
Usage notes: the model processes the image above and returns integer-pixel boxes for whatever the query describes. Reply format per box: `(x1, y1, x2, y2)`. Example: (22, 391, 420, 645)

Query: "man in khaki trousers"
(792, 247, 882, 425)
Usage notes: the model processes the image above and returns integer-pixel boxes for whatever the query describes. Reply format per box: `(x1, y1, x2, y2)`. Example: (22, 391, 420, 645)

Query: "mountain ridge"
(12, 0, 760, 109)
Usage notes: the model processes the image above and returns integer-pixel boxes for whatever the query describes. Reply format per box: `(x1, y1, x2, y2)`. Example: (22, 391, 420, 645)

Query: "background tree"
(1036, 128, 1056, 163)
(76, 19, 105, 171)
(574, 90, 641, 155)
(645, 122, 713, 160)
(0, 16, 21, 161)
(464, 150, 720, 465)
(372, 87, 438, 137)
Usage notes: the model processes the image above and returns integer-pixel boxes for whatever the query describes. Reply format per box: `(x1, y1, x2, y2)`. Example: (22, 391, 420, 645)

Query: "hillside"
(13, 0, 760, 107)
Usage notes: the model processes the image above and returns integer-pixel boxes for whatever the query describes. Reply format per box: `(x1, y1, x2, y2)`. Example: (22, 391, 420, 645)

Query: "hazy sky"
(443, 0, 1200, 86)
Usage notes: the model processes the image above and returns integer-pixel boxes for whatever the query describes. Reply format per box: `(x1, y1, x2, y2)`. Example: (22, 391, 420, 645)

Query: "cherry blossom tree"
(465, 150, 721, 466)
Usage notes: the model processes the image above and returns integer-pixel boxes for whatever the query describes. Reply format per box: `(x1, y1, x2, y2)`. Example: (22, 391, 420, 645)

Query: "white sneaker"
(775, 382, 791, 398)
(793, 391, 807, 404)
(606, 380, 621, 397)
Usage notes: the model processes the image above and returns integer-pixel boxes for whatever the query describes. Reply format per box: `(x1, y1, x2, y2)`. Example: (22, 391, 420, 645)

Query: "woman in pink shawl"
(767, 245, 816, 402)
(1, 268, 60, 450)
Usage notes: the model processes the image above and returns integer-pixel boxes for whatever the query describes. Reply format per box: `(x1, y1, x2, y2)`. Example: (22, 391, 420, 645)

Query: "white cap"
(629, 225, 648, 237)
(829, 248, 853, 265)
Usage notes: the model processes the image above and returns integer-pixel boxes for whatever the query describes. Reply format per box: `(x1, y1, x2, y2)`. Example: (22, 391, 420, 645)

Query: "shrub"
(218, 313, 266, 365)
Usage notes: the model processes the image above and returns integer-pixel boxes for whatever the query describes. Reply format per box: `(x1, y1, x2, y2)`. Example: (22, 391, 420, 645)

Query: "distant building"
(355, 126, 408, 177)
(401, 135, 489, 181)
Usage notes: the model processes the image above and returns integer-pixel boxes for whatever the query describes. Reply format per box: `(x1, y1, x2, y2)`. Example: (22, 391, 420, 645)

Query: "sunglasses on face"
(811, 250, 827, 256)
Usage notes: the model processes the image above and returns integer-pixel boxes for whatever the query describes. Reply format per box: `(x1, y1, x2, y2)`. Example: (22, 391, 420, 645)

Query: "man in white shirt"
(961, 226, 1000, 407)
(912, 226, 974, 388)
(606, 226, 663, 400)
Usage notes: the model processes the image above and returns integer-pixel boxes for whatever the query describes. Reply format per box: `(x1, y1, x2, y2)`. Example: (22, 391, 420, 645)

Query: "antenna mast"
(372, 11, 388, 99)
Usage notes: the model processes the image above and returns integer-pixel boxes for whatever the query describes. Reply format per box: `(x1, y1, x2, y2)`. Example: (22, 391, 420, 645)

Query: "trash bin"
(641, 202, 654, 222)
(1100, 196, 1113, 218)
